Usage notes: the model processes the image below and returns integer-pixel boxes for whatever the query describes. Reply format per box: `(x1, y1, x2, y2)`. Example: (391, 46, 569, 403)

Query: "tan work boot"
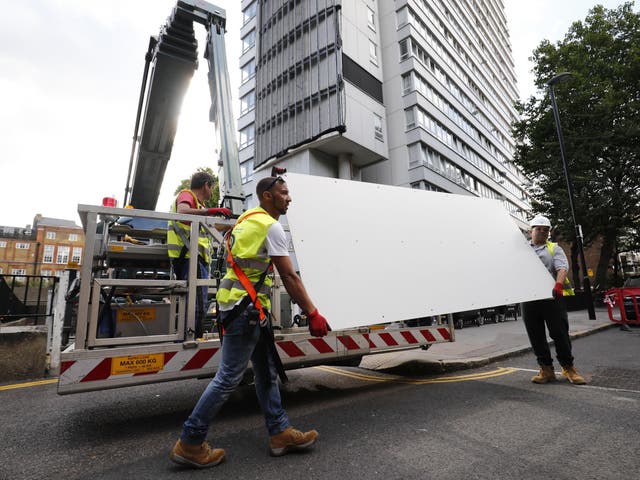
(562, 365, 587, 385)
(531, 365, 557, 384)
(269, 427, 318, 457)
(169, 439, 225, 468)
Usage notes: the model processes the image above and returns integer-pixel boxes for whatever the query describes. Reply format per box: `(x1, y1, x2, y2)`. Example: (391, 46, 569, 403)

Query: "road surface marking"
(0, 378, 58, 392)
(314, 365, 516, 384)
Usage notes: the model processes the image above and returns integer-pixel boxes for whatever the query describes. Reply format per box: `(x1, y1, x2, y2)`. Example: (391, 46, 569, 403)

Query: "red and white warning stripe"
(276, 327, 451, 361)
(59, 347, 221, 385)
(58, 327, 451, 392)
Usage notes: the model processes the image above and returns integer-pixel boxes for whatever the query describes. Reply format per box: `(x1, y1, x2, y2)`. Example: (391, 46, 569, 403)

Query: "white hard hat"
(529, 215, 551, 228)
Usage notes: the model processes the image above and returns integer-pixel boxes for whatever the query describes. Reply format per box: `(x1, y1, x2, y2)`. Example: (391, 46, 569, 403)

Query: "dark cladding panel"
(342, 54, 383, 104)
(254, 0, 345, 168)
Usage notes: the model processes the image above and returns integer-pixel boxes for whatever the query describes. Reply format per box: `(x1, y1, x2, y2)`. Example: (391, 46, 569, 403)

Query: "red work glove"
(207, 207, 232, 218)
(552, 282, 564, 299)
(307, 309, 329, 337)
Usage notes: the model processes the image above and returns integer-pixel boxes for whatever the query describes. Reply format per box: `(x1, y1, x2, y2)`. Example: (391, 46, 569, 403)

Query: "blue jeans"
(180, 308, 290, 444)
(173, 258, 209, 337)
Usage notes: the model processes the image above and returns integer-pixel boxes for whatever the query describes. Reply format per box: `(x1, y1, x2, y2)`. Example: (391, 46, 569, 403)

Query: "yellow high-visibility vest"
(546, 241, 575, 296)
(166, 190, 212, 264)
(217, 207, 275, 310)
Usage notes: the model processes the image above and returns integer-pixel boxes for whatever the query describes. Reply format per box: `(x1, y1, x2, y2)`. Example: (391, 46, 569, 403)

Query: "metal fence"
(0, 274, 58, 325)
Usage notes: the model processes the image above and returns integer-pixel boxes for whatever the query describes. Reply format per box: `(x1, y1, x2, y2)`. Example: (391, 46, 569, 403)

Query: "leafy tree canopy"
(172, 167, 220, 208)
(512, 2, 640, 288)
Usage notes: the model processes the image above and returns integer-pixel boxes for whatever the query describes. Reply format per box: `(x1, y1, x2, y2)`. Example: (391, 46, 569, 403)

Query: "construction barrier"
(604, 287, 640, 324)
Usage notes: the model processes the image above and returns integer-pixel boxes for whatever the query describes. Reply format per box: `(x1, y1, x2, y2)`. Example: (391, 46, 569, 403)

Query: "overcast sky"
(0, 0, 632, 228)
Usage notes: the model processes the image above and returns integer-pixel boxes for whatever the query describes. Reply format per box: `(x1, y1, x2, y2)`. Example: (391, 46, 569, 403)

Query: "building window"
(56, 246, 70, 264)
(239, 125, 255, 149)
(405, 108, 416, 129)
(241, 161, 254, 184)
(16, 243, 30, 249)
(43, 245, 54, 263)
(72, 247, 82, 264)
(374, 114, 383, 141)
(11, 269, 27, 275)
(402, 73, 413, 94)
(369, 40, 378, 65)
(240, 91, 255, 115)
(46, 231, 56, 240)
(243, 1, 257, 25)
(0, 241, 6, 248)
(242, 29, 255, 53)
(241, 59, 256, 83)
(367, 6, 376, 31)
(399, 38, 410, 60)
(69, 233, 78, 241)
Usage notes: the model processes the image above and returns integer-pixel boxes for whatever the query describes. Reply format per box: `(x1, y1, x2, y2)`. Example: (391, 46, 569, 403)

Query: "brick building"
(0, 215, 84, 278)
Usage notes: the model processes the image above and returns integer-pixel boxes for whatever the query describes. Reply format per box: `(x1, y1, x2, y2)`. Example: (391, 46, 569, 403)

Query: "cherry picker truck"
(57, 0, 456, 394)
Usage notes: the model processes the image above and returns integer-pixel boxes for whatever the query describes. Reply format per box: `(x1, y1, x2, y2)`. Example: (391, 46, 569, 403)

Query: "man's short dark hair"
(256, 176, 285, 199)
(191, 171, 215, 189)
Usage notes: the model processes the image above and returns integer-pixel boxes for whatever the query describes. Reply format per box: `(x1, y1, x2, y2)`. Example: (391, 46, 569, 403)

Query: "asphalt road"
(1, 327, 639, 480)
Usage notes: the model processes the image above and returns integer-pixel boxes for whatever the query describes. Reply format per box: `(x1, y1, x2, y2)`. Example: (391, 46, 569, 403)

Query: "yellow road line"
(0, 378, 58, 391)
(314, 365, 517, 385)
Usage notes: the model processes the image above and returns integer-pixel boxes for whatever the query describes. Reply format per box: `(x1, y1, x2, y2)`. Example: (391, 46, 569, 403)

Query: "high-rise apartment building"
(237, 0, 530, 226)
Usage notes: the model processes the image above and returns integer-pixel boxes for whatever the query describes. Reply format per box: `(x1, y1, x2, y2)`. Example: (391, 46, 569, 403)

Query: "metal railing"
(0, 274, 58, 325)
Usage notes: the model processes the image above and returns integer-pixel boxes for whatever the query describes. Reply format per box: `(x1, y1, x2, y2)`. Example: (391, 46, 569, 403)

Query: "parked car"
(452, 309, 483, 329)
(502, 303, 520, 322)
(480, 306, 500, 323)
(480, 304, 519, 323)
(452, 303, 520, 329)
(621, 276, 640, 320)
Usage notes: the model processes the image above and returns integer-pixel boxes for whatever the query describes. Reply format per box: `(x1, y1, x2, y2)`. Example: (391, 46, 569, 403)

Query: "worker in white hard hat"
(522, 215, 586, 385)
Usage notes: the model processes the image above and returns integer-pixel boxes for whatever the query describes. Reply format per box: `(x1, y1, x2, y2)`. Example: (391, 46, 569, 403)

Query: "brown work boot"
(562, 365, 587, 385)
(531, 365, 557, 384)
(269, 427, 318, 457)
(169, 439, 225, 468)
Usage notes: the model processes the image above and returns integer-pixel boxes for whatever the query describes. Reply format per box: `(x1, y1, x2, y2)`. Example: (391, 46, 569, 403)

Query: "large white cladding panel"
(283, 173, 553, 330)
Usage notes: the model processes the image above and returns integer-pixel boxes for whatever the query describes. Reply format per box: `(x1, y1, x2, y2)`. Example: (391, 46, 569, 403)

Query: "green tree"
(172, 167, 221, 208)
(512, 2, 640, 290)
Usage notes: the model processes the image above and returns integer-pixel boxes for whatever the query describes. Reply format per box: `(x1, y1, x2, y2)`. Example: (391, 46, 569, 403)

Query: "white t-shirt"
(262, 221, 289, 257)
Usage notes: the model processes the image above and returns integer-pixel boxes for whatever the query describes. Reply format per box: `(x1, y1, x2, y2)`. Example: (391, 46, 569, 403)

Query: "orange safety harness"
(224, 211, 273, 323)
(220, 211, 288, 382)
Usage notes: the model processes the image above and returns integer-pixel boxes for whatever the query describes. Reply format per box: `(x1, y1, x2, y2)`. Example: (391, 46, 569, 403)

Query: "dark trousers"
(522, 298, 574, 367)
(173, 258, 209, 338)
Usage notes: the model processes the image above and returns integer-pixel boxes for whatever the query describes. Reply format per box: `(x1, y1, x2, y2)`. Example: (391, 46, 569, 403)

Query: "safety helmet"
(529, 215, 551, 228)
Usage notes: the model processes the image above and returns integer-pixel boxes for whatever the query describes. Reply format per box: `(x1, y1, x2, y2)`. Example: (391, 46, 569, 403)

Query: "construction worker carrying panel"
(167, 171, 232, 338)
(523, 215, 586, 385)
(170, 175, 330, 468)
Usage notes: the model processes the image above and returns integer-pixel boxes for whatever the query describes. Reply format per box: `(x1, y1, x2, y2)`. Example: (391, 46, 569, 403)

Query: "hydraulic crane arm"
(204, 17, 244, 215)
(124, 0, 242, 213)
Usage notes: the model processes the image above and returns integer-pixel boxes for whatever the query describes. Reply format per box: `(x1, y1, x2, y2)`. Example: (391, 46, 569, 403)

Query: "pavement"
(360, 306, 616, 374)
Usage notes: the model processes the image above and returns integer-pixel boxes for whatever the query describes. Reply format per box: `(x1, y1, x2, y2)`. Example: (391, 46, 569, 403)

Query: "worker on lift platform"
(167, 171, 232, 338)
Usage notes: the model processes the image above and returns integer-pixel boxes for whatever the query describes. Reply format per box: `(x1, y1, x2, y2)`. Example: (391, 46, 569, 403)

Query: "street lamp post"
(547, 72, 596, 320)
